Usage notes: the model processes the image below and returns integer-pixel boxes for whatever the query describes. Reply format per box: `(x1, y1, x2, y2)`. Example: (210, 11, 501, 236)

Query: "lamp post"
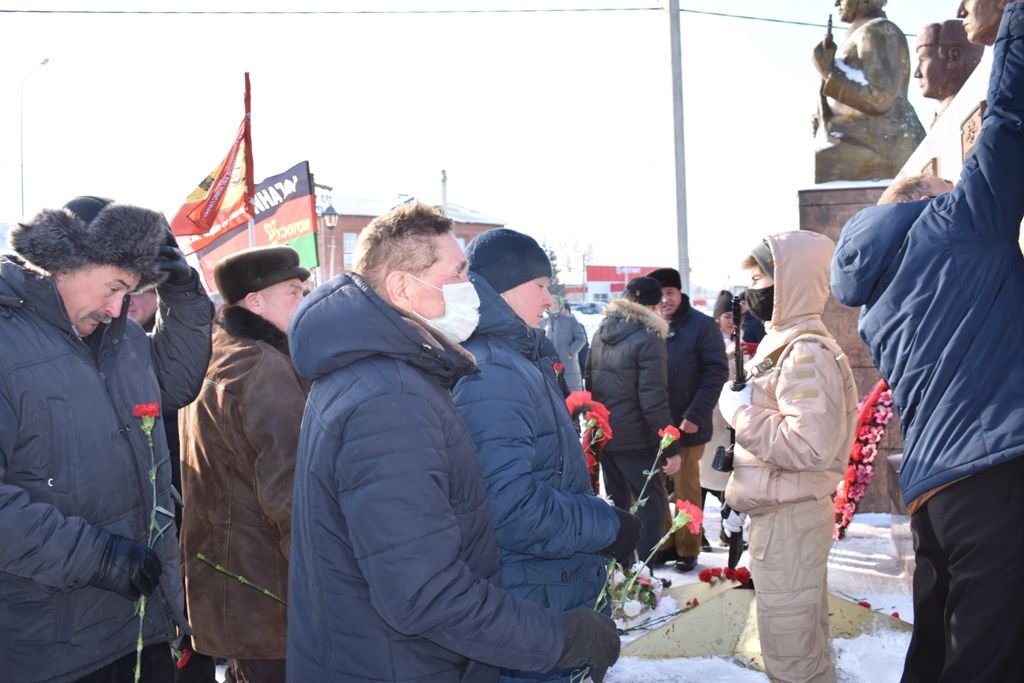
(20, 57, 49, 218)
(320, 204, 339, 279)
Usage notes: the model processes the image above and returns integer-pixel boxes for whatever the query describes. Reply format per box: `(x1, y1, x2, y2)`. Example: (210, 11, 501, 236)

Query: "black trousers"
(74, 644, 174, 683)
(602, 447, 667, 561)
(901, 456, 1024, 683)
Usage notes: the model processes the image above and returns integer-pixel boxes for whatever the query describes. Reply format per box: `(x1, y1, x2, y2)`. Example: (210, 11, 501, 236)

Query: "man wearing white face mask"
(453, 229, 634, 683)
(286, 203, 621, 682)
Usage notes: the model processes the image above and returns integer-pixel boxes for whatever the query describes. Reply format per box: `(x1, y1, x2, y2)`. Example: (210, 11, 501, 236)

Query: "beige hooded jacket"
(725, 231, 859, 516)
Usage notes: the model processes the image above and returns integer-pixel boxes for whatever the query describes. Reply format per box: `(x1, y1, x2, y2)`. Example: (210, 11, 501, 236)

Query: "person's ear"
(384, 271, 409, 308)
(947, 46, 962, 67)
(243, 290, 262, 313)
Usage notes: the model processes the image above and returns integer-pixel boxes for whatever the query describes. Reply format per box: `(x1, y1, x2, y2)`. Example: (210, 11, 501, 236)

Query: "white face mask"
(408, 275, 481, 343)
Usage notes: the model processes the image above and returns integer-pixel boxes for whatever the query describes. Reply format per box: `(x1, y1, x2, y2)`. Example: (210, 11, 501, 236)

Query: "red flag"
(171, 74, 255, 245)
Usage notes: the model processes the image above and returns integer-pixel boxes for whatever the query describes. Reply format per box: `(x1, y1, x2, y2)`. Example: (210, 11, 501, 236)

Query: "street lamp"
(20, 58, 49, 218)
(320, 204, 339, 279)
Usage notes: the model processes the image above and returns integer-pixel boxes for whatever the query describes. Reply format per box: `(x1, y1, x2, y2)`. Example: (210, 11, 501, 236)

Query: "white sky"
(0, 0, 957, 288)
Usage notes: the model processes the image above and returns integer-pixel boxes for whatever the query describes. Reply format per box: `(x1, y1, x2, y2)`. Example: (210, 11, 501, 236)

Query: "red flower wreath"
(834, 379, 895, 539)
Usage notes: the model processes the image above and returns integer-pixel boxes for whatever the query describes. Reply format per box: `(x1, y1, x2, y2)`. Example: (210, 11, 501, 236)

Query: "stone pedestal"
(798, 183, 905, 515)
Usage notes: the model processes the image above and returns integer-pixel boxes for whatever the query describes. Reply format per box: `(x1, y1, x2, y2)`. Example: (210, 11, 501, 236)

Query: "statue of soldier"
(958, 0, 1009, 45)
(812, 0, 926, 182)
(916, 20, 985, 123)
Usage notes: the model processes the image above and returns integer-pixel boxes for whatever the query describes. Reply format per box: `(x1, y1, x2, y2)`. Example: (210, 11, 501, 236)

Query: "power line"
(0, 5, 918, 35)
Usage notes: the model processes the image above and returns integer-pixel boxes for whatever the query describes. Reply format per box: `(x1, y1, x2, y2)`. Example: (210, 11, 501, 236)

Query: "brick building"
(315, 197, 503, 283)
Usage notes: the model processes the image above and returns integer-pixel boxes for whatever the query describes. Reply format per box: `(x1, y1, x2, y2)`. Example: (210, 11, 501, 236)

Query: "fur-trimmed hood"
(597, 296, 669, 345)
(10, 199, 170, 291)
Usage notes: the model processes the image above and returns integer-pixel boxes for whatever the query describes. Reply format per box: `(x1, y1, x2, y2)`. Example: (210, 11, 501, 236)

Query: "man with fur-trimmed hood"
(585, 276, 682, 568)
(0, 197, 213, 681)
(179, 246, 311, 683)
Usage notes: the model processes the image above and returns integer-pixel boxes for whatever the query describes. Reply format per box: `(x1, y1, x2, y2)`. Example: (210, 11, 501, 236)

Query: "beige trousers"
(749, 496, 836, 683)
(662, 444, 703, 558)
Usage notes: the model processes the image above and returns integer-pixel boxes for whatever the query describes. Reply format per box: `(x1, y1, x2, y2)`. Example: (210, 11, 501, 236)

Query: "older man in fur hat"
(178, 246, 311, 683)
(0, 197, 213, 682)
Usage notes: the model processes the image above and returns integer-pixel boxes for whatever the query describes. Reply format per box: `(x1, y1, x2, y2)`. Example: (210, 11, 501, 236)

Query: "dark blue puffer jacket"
(452, 275, 618, 683)
(287, 273, 563, 683)
(831, 3, 1024, 506)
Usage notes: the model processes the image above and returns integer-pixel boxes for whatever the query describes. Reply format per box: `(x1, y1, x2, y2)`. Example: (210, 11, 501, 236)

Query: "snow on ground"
(214, 505, 910, 683)
(604, 497, 913, 682)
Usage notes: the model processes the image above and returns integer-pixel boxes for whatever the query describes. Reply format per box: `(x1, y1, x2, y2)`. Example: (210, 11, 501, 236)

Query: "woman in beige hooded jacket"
(718, 231, 858, 683)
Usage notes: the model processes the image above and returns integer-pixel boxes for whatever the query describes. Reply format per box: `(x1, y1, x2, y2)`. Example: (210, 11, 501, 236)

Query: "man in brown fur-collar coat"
(179, 246, 311, 683)
(584, 277, 682, 570)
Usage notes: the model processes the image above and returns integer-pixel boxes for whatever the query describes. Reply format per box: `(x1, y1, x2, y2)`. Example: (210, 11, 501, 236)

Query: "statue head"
(957, 0, 1008, 46)
(835, 0, 887, 25)
(915, 20, 985, 101)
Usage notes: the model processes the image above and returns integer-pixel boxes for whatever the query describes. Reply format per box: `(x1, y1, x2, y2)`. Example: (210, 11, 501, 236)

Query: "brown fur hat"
(10, 196, 170, 290)
(214, 246, 310, 305)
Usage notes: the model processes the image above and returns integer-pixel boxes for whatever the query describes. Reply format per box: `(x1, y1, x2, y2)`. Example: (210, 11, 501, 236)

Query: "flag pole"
(243, 72, 256, 247)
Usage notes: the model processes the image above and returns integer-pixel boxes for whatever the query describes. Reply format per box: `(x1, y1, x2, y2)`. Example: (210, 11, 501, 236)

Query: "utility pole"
(440, 169, 448, 214)
(668, 1, 690, 294)
(20, 58, 49, 218)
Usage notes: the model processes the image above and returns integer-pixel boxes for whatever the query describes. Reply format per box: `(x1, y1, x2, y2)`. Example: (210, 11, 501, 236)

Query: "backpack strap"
(746, 332, 848, 381)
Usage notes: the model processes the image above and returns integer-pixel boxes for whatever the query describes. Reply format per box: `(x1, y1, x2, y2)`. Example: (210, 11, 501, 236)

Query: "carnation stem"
(196, 553, 287, 605)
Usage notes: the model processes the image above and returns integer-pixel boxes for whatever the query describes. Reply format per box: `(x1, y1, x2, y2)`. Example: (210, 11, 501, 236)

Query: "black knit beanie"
(713, 290, 733, 320)
(466, 228, 552, 294)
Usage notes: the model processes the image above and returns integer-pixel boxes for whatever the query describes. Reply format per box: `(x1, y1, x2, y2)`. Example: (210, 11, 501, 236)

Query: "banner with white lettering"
(252, 161, 319, 268)
(192, 161, 319, 291)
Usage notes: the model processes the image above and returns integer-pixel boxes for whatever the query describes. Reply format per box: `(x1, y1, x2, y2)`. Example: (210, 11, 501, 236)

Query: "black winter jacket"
(585, 298, 678, 455)
(664, 296, 729, 447)
(0, 257, 212, 682)
(287, 273, 564, 683)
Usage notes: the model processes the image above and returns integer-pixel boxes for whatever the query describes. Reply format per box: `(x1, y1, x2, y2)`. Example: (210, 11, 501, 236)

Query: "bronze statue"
(916, 20, 985, 123)
(958, 0, 1008, 45)
(812, 0, 925, 182)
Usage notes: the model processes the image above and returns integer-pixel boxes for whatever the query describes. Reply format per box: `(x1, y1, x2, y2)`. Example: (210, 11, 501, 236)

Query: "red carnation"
(565, 390, 593, 419)
(891, 611, 900, 619)
(553, 362, 565, 376)
(133, 403, 160, 418)
(675, 499, 703, 535)
(710, 567, 722, 578)
(658, 425, 681, 442)
(857, 600, 871, 609)
(175, 648, 193, 670)
(698, 569, 712, 583)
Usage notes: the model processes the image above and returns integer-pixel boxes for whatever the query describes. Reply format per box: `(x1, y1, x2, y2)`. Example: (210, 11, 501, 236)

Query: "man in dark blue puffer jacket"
(287, 202, 620, 683)
(831, 4, 1024, 678)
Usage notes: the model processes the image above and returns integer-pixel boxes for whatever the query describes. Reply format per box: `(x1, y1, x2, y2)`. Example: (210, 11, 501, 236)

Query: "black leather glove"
(601, 508, 641, 566)
(89, 534, 162, 600)
(157, 229, 194, 285)
(556, 607, 621, 683)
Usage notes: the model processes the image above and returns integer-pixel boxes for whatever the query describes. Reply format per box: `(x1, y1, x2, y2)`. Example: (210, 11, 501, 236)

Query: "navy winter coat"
(664, 297, 729, 448)
(286, 273, 563, 683)
(0, 257, 212, 682)
(452, 276, 618, 683)
(831, 4, 1024, 506)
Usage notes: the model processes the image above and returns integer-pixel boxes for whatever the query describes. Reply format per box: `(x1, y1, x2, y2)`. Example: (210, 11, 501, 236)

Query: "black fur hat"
(646, 267, 682, 290)
(214, 246, 310, 305)
(11, 196, 170, 291)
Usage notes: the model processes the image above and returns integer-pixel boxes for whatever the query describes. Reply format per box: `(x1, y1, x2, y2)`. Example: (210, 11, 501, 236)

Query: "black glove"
(601, 508, 641, 566)
(157, 229, 194, 285)
(556, 608, 621, 683)
(89, 534, 162, 600)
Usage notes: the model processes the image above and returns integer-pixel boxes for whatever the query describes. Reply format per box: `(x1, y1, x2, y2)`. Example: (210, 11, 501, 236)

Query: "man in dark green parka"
(0, 197, 213, 682)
